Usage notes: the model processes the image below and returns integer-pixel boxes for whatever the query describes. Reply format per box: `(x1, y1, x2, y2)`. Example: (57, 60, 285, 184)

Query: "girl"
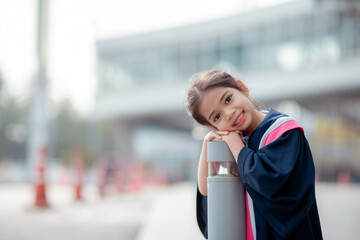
(187, 69, 322, 240)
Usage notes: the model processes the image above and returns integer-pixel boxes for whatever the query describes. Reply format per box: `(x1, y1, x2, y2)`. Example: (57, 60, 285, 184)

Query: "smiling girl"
(187, 69, 322, 240)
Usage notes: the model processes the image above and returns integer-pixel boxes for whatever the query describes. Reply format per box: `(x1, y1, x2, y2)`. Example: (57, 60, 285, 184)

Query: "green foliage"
(0, 80, 28, 160)
(0, 73, 109, 167)
(52, 99, 87, 164)
(51, 99, 108, 167)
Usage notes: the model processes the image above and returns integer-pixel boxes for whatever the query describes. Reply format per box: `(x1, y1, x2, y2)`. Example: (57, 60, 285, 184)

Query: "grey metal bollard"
(207, 141, 246, 240)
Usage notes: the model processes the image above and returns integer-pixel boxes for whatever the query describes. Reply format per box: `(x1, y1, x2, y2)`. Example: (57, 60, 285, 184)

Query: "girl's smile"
(233, 111, 246, 127)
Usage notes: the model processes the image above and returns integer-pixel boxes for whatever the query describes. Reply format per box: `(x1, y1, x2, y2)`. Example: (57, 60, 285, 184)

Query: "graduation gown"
(196, 109, 322, 239)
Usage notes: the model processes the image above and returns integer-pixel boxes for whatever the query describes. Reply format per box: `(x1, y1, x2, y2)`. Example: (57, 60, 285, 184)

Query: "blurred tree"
(0, 73, 28, 160)
(51, 99, 117, 167)
(0, 71, 106, 167)
(52, 99, 87, 164)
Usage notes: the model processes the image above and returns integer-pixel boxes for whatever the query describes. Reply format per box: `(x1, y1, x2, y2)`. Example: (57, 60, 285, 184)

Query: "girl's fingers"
(207, 132, 224, 141)
(211, 134, 222, 141)
(205, 131, 231, 142)
(216, 131, 230, 135)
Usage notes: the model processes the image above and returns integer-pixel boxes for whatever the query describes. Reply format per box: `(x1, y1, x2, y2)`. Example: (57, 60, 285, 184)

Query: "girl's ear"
(236, 80, 249, 97)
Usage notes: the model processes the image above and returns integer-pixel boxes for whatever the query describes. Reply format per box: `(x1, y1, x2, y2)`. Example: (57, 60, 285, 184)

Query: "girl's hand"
(204, 130, 230, 143)
(221, 131, 242, 146)
(217, 130, 244, 162)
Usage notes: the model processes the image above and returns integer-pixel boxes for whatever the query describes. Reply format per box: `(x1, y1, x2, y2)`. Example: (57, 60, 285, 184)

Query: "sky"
(0, 0, 292, 115)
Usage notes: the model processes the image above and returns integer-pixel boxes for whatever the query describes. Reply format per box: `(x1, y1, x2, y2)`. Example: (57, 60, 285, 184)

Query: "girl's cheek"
(218, 123, 226, 131)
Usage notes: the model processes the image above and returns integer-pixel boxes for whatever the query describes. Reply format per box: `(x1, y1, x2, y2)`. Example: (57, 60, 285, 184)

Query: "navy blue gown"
(196, 109, 323, 239)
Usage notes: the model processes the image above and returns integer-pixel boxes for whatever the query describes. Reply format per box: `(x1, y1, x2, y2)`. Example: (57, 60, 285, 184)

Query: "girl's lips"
(233, 111, 246, 127)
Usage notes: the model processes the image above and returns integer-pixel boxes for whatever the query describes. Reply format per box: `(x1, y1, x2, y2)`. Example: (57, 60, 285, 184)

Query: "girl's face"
(198, 82, 262, 136)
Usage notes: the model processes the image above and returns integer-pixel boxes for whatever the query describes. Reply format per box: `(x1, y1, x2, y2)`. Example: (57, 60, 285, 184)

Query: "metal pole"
(207, 141, 246, 240)
(27, 0, 50, 207)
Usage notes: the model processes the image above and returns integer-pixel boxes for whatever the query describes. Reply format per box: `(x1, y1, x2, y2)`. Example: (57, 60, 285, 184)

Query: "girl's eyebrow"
(208, 90, 229, 122)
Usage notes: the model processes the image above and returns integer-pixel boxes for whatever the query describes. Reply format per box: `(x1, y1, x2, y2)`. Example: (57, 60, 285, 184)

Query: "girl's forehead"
(203, 86, 232, 98)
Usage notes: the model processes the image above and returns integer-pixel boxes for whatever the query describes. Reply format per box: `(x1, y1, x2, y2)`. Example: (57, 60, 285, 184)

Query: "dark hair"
(186, 69, 245, 126)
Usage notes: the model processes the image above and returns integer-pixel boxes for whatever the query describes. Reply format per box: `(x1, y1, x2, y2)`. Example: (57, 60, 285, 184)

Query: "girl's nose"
(226, 108, 235, 120)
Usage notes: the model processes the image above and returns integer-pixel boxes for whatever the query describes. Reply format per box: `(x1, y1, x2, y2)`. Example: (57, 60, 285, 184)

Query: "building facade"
(94, 0, 360, 182)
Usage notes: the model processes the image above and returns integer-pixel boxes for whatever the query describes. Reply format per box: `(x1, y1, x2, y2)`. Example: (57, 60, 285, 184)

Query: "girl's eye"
(225, 95, 232, 104)
(214, 114, 220, 122)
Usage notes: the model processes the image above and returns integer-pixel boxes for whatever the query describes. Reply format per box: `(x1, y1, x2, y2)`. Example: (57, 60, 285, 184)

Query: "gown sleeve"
(196, 186, 208, 239)
(238, 128, 316, 238)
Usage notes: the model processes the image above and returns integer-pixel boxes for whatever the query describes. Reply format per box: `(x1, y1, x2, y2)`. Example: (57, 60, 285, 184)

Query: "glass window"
(241, 44, 259, 70)
(145, 49, 161, 80)
(160, 45, 179, 80)
(179, 42, 197, 56)
(258, 24, 281, 44)
(219, 48, 238, 67)
(198, 39, 217, 54)
(179, 55, 198, 76)
(355, 16, 360, 50)
(240, 29, 258, 46)
(199, 51, 217, 71)
(219, 33, 238, 49)
(340, 15, 356, 55)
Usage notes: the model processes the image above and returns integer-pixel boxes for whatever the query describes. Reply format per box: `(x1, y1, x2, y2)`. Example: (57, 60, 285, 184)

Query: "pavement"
(315, 183, 360, 240)
(0, 182, 204, 240)
(0, 182, 359, 240)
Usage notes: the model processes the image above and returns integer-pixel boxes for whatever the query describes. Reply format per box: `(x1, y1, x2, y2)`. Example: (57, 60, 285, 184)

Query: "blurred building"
(93, 0, 360, 182)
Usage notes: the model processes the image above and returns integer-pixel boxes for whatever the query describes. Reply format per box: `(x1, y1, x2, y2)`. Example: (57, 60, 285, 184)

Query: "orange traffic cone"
(115, 164, 124, 192)
(131, 165, 144, 191)
(97, 158, 107, 197)
(73, 150, 85, 201)
(151, 168, 167, 187)
(156, 171, 168, 186)
(34, 146, 49, 207)
(338, 169, 351, 185)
